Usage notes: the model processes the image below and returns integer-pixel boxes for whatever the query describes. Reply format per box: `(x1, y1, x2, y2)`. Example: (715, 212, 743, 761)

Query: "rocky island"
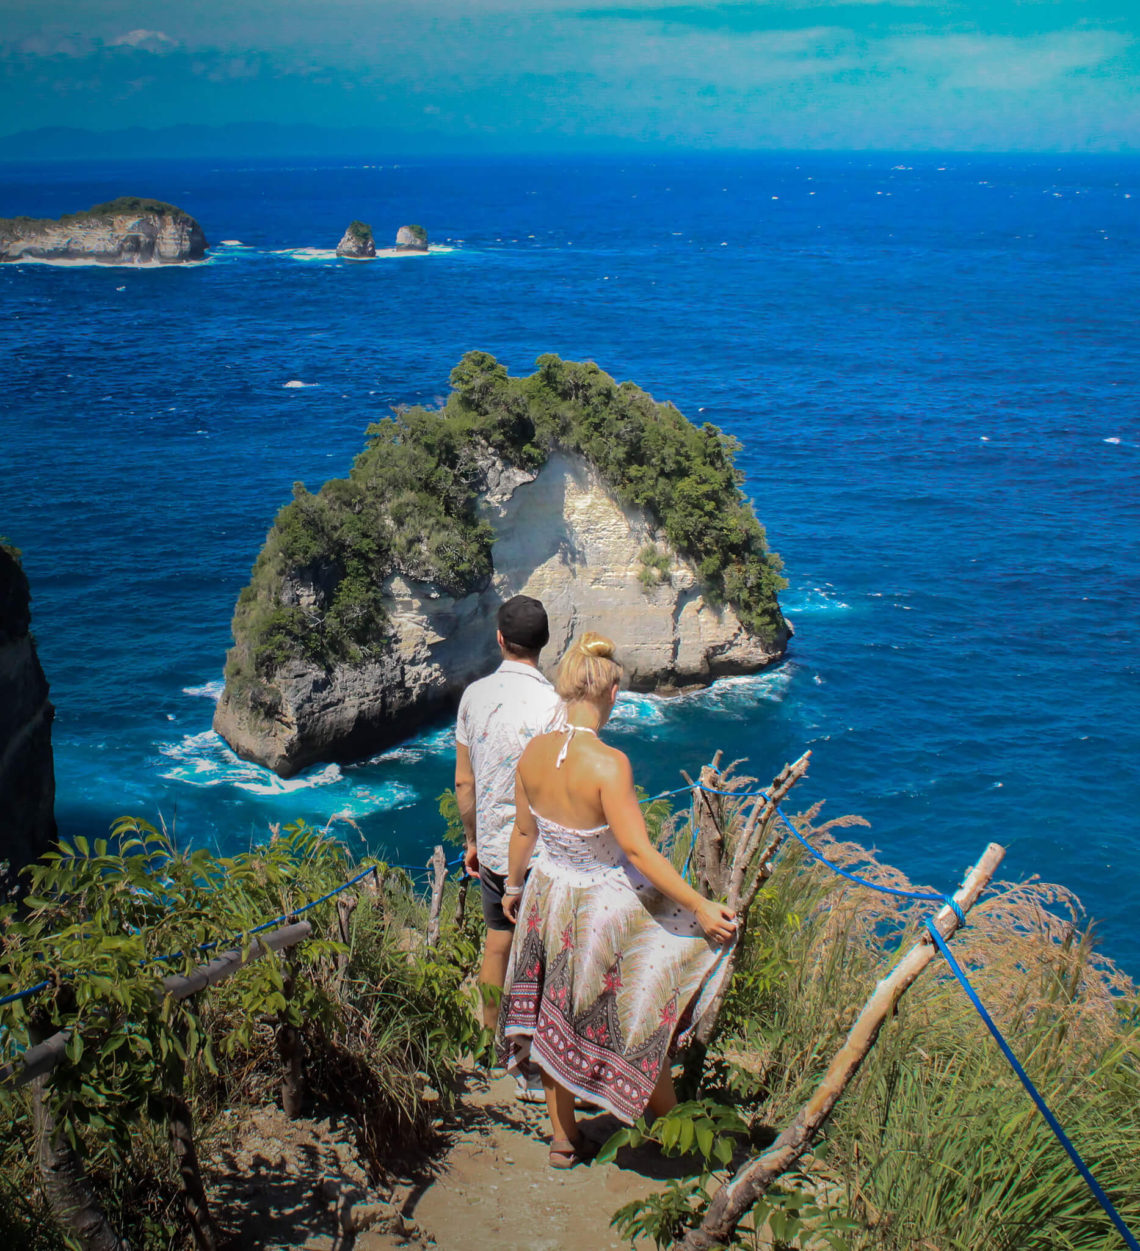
(215, 352, 789, 776)
(0, 545, 56, 878)
(0, 196, 207, 264)
(336, 220, 376, 258)
(395, 224, 428, 251)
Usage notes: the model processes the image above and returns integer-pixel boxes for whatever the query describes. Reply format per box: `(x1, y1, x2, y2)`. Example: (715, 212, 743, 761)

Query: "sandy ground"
(204, 1069, 693, 1250)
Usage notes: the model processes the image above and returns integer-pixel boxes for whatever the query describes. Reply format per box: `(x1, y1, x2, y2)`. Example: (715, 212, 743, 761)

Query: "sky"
(0, 0, 1137, 152)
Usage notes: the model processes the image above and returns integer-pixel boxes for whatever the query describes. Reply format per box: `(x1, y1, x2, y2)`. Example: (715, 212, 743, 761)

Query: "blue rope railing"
(925, 921, 1140, 1251)
(0, 854, 465, 1004)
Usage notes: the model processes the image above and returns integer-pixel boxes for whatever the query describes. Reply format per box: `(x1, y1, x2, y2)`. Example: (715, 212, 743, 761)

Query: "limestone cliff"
(394, 224, 428, 251)
(215, 352, 789, 777)
(0, 197, 207, 264)
(0, 547, 56, 876)
(337, 220, 376, 259)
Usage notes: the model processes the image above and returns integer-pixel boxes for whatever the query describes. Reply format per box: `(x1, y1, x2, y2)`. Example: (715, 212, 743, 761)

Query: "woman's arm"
(601, 751, 736, 944)
(503, 769, 539, 924)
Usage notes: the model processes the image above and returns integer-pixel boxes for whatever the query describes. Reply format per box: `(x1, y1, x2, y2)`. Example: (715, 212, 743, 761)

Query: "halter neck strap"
(555, 724, 597, 768)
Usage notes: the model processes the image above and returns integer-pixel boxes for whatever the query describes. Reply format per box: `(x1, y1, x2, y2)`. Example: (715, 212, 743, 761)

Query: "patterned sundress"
(498, 729, 735, 1124)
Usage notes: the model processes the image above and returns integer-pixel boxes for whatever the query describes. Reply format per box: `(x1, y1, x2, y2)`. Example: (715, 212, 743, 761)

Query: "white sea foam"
(683, 667, 796, 709)
(182, 679, 224, 701)
(780, 586, 851, 615)
(158, 729, 419, 816)
(1104, 436, 1122, 444)
(272, 247, 339, 261)
(11, 256, 209, 269)
(218, 240, 246, 246)
(284, 380, 318, 389)
(610, 693, 667, 727)
(608, 667, 796, 732)
(369, 724, 455, 765)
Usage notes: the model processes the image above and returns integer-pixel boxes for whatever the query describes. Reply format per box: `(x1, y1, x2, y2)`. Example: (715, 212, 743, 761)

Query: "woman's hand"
(503, 890, 523, 925)
(695, 899, 737, 944)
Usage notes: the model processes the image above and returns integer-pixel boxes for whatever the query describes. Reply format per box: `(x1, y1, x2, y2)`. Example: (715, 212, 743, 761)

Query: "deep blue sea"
(1, 154, 1137, 968)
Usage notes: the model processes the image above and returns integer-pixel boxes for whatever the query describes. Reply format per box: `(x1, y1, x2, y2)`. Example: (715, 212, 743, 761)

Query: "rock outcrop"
(394, 224, 428, 251)
(215, 447, 788, 776)
(0, 547, 56, 876)
(336, 220, 376, 259)
(0, 197, 207, 264)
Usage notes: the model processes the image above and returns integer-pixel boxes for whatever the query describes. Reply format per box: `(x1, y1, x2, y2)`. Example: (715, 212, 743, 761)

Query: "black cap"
(498, 595, 549, 652)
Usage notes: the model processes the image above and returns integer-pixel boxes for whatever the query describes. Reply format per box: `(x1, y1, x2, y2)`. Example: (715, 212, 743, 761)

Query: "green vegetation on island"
(0, 198, 193, 235)
(346, 219, 372, 242)
(60, 197, 193, 222)
(225, 351, 787, 688)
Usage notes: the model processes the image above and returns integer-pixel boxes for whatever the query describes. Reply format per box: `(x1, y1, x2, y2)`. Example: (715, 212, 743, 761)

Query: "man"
(455, 595, 562, 1065)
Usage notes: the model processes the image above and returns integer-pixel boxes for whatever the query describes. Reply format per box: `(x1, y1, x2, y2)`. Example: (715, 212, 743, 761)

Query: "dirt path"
(207, 1070, 687, 1250)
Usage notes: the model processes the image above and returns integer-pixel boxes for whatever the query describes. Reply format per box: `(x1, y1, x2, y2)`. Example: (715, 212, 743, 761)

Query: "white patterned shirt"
(456, 660, 564, 875)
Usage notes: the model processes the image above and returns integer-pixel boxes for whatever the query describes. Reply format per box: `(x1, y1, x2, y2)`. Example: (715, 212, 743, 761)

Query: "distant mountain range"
(0, 124, 629, 162)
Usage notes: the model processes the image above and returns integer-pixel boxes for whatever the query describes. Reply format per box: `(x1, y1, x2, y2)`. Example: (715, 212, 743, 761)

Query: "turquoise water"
(1, 153, 1137, 966)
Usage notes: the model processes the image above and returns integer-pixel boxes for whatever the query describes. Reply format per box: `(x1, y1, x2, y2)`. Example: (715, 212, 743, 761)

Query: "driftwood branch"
(0, 921, 313, 1089)
(692, 755, 812, 1050)
(674, 841, 1006, 1251)
(426, 846, 448, 949)
(726, 752, 812, 912)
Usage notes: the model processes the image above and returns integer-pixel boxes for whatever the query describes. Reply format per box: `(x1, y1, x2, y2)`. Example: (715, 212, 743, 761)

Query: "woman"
(499, 633, 737, 1168)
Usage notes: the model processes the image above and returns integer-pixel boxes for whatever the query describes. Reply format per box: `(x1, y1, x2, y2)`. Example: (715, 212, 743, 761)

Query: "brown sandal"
(548, 1136, 599, 1169)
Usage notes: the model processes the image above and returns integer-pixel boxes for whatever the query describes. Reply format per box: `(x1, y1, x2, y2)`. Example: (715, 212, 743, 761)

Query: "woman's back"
(518, 728, 620, 831)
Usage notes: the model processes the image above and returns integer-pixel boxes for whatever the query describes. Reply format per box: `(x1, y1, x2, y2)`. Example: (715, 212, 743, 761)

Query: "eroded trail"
(209, 1070, 676, 1250)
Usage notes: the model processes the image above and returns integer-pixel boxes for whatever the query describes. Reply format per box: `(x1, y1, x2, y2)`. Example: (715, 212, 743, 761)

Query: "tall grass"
(715, 804, 1140, 1250)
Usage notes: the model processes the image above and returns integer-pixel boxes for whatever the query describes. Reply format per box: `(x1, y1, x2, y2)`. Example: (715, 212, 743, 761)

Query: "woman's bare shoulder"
(592, 739, 633, 783)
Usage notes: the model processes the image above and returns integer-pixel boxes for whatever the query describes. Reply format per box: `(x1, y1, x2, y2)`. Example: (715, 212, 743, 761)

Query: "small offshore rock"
(337, 219, 376, 259)
(395, 224, 428, 251)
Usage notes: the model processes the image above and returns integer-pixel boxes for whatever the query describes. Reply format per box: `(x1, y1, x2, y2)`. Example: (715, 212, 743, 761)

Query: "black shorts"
(479, 868, 522, 932)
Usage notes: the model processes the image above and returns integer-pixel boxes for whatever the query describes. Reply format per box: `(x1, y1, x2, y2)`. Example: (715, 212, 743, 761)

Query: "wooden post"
(29, 1013, 127, 1251)
(164, 1089, 220, 1251)
(674, 842, 1006, 1251)
(277, 951, 305, 1119)
(687, 763, 727, 898)
(336, 894, 358, 993)
(453, 876, 469, 930)
(426, 846, 448, 949)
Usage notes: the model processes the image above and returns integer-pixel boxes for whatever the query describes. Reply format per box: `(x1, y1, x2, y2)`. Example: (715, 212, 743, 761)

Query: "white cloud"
(882, 30, 1131, 90)
(110, 29, 179, 53)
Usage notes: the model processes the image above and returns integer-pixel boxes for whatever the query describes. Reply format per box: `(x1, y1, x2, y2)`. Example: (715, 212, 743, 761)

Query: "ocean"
(1, 153, 1137, 969)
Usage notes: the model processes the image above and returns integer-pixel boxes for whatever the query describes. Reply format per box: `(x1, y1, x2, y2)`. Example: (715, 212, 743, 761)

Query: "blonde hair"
(555, 632, 622, 702)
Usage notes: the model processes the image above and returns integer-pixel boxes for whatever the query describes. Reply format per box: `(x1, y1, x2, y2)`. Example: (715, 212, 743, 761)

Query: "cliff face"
(0, 548, 56, 875)
(214, 449, 787, 776)
(0, 197, 207, 264)
(337, 221, 376, 258)
(394, 225, 428, 251)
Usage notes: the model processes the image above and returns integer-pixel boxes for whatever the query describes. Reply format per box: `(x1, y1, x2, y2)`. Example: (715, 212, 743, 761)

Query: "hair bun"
(579, 632, 616, 659)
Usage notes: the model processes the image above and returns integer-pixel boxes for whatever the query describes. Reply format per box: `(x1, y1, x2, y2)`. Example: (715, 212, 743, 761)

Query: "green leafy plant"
(0, 815, 490, 1246)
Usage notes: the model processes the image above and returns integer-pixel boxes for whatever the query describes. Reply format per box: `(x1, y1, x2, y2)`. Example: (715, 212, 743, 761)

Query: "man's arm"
(455, 742, 479, 877)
